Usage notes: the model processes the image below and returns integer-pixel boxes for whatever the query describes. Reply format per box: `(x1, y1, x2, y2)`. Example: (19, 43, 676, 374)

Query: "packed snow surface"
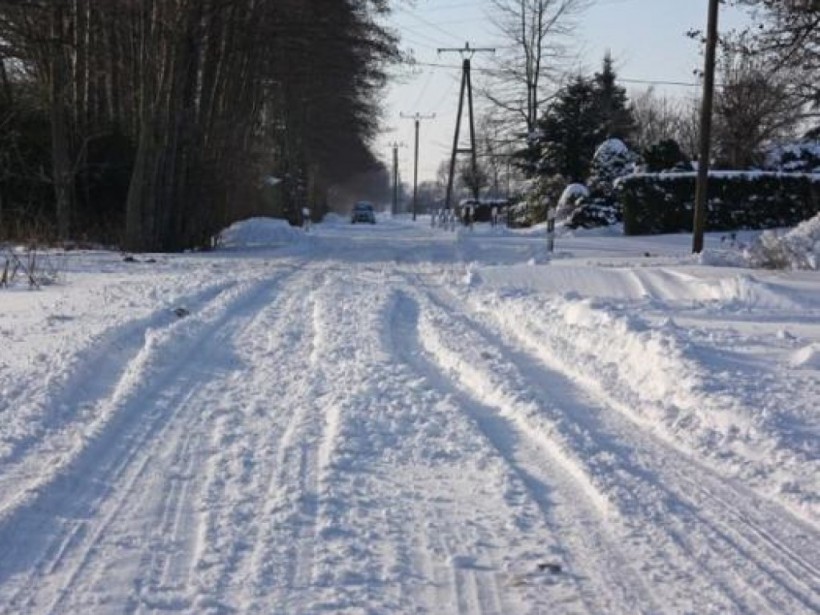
(0, 216, 818, 614)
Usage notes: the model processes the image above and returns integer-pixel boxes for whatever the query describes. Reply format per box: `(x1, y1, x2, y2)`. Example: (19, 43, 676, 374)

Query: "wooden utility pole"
(438, 42, 494, 211)
(693, 0, 720, 254)
(389, 141, 404, 216)
(401, 112, 435, 221)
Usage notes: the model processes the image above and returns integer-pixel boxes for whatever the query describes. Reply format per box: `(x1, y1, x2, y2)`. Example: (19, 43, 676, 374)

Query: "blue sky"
(376, 0, 751, 183)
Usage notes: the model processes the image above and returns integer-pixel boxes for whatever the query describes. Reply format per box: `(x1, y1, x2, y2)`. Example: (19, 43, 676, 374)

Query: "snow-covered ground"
(0, 214, 818, 614)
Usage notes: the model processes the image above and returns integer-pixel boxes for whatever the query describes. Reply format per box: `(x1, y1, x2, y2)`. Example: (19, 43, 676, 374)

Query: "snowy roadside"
(450, 226, 819, 524)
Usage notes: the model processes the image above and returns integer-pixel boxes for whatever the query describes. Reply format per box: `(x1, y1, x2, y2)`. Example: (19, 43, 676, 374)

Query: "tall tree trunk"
(50, 4, 73, 242)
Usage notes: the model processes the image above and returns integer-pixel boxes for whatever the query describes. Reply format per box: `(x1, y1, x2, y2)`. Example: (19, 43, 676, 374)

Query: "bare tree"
(0, 0, 397, 249)
(457, 157, 490, 200)
(733, 0, 820, 115)
(712, 49, 802, 168)
(485, 0, 589, 136)
(629, 87, 685, 154)
(674, 97, 703, 161)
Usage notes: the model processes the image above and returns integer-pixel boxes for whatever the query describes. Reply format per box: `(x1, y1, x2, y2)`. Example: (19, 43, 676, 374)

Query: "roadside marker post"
(547, 205, 556, 253)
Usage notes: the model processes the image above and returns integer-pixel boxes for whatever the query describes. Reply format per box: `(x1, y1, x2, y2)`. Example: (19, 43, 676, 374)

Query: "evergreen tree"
(532, 55, 635, 184)
(520, 54, 636, 226)
(593, 53, 636, 142)
(535, 75, 600, 182)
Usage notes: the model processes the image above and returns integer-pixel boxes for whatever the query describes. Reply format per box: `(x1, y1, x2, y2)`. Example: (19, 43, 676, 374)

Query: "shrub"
(618, 171, 820, 235)
(556, 183, 590, 221)
(569, 138, 636, 228)
(642, 139, 691, 173)
(512, 174, 567, 227)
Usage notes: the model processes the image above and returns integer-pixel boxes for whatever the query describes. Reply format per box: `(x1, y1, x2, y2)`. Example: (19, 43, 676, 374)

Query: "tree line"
(0, 0, 397, 250)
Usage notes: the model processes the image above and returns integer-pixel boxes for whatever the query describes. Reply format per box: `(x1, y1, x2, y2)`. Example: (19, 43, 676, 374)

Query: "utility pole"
(693, 0, 720, 254)
(438, 42, 495, 211)
(401, 112, 435, 221)
(389, 141, 405, 216)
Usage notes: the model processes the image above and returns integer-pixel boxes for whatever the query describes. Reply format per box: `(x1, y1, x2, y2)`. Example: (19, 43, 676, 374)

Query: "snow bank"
(789, 343, 820, 369)
(475, 289, 818, 521)
(745, 212, 820, 270)
(218, 217, 303, 248)
(321, 213, 348, 225)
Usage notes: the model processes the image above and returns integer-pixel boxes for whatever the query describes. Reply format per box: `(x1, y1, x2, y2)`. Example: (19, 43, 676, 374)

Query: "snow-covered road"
(0, 216, 818, 614)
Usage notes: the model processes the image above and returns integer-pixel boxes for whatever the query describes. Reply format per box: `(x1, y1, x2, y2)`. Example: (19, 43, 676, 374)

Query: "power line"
(405, 1, 480, 13)
(394, 8, 466, 45)
(429, 74, 460, 113)
(399, 26, 455, 49)
(410, 69, 436, 110)
(401, 59, 708, 88)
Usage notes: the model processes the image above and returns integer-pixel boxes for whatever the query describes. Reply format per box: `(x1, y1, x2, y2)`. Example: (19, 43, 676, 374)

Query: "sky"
(376, 0, 752, 185)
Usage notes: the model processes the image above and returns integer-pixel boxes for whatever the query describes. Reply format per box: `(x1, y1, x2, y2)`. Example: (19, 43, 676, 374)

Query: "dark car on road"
(351, 201, 376, 224)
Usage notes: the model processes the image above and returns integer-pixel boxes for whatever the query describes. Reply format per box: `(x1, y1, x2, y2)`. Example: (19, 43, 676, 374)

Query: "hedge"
(617, 172, 820, 236)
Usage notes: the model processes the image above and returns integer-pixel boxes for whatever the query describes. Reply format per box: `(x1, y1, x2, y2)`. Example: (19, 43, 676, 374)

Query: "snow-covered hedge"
(618, 171, 820, 236)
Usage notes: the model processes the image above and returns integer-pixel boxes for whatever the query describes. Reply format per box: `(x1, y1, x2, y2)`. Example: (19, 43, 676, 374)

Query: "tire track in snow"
(0, 269, 295, 614)
(129, 416, 210, 614)
(53, 273, 291, 615)
(474, 290, 820, 613)
(263, 271, 399, 613)
(78, 270, 299, 614)
(252, 271, 506, 613)
(240, 265, 332, 613)
(386, 292, 522, 615)
(173, 263, 330, 613)
(391, 289, 655, 615)
(0, 280, 235, 521)
(416, 278, 819, 614)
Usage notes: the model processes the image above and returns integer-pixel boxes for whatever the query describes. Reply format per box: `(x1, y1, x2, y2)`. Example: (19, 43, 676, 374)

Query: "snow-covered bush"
(511, 174, 567, 227)
(589, 138, 636, 183)
(568, 138, 636, 228)
(556, 183, 590, 221)
(745, 212, 820, 270)
(764, 141, 820, 173)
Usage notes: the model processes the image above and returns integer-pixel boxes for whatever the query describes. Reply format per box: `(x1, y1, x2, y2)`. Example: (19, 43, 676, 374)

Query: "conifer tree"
(593, 53, 636, 142)
(535, 75, 600, 182)
(532, 54, 636, 183)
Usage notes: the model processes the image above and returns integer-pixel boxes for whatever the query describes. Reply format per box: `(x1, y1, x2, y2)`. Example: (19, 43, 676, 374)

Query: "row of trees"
(0, 0, 397, 250)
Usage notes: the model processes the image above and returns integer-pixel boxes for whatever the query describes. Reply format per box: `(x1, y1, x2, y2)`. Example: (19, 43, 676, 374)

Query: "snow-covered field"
(0, 214, 818, 614)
